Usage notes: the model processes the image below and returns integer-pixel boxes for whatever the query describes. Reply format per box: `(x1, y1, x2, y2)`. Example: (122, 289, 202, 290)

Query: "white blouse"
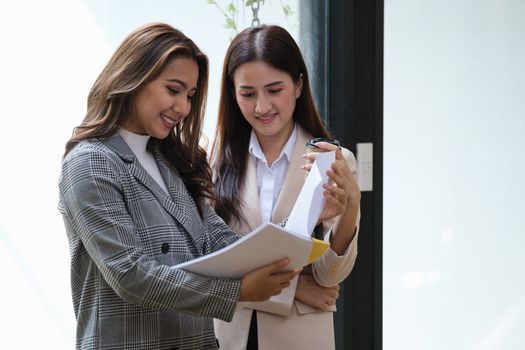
(118, 128, 169, 194)
(248, 125, 298, 223)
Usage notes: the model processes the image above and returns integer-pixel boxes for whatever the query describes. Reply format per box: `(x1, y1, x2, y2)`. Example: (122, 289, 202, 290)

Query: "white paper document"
(172, 222, 328, 278)
(285, 151, 335, 236)
(172, 151, 335, 278)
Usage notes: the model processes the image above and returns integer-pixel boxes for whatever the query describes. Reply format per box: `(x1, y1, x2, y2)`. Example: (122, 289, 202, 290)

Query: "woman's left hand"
(303, 142, 360, 223)
(295, 274, 340, 310)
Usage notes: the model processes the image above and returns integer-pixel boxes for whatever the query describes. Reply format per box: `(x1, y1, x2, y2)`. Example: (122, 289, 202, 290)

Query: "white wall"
(384, 1, 525, 349)
(0, 0, 297, 348)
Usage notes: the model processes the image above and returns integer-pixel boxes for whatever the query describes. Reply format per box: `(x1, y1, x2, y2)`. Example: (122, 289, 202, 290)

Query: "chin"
(258, 127, 280, 137)
(160, 132, 172, 140)
(150, 129, 171, 140)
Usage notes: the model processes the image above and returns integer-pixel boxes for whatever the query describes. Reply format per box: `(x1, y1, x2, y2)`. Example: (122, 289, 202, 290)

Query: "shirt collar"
(118, 127, 150, 156)
(248, 124, 297, 164)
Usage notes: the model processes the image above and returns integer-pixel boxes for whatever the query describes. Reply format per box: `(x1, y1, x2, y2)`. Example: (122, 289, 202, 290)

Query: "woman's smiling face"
(233, 61, 302, 144)
(123, 56, 199, 138)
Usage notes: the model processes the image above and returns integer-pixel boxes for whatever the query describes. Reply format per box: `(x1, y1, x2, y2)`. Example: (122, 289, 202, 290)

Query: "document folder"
(172, 222, 329, 278)
(173, 151, 336, 278)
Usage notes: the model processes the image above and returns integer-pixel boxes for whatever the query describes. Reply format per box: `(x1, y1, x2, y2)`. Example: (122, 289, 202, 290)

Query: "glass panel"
(0, 1, 297, 348)
(384, 1, 525, 349)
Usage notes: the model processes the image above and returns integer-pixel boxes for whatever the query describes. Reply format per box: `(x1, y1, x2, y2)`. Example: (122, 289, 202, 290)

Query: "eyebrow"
(166, 78, 197, 91)
(238, 81, 285, 89)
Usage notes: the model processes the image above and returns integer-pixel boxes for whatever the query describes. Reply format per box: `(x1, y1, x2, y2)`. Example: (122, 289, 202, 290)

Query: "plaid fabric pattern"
(58, 134, 241, 349)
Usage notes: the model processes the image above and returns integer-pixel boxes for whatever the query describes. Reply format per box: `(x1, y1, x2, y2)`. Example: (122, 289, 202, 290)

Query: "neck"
(256, 124, 294, 166)
(119, 127, 150, 154)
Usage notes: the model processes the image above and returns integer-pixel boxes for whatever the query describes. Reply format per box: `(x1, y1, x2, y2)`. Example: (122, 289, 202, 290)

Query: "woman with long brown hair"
(58, 22, 299, 350)
(211, 25, 361, 349)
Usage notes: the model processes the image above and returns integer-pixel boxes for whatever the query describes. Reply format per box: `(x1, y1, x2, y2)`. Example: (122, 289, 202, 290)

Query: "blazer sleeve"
(201, 200, 242, 253)
(59, 145, 241, 322)
(312, 148, 360, 287)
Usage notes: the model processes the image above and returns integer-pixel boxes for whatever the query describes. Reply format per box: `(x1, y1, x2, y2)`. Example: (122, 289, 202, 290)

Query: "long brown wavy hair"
(211, 25, 331, 225)
(64, 22, 213, 215)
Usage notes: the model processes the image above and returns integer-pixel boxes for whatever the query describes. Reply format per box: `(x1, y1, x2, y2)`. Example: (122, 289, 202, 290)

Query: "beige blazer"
(214, 127, 359, 350)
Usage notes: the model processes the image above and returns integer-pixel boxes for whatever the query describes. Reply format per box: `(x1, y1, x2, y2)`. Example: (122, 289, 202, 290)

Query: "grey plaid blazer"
(58, 134, 241, 350)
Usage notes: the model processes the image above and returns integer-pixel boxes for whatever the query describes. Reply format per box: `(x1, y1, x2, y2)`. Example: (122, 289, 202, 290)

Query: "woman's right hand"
(295, 274, 340, 310)
(239, 258, 302, 302)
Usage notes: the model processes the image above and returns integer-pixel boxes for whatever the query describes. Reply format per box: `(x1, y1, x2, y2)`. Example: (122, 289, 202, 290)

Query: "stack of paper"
(172, 151, 336, 278)
(173, 222, 329, 278)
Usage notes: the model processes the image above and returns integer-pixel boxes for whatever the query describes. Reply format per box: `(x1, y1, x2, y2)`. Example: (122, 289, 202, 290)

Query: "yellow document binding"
(307, 238, 330, 263)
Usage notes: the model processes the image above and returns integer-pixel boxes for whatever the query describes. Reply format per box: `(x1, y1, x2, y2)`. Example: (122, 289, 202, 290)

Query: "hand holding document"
(172, 151, 336, 278)
(285, 151, 335, 236)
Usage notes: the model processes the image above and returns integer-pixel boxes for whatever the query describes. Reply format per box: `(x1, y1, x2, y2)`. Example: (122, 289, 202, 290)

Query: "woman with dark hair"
(58, 22, 299, 350)
(211, 25, 361, 349)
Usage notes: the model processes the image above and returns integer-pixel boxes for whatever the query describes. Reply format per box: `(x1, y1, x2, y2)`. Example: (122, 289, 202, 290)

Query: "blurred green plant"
(205, 0, 296, 39)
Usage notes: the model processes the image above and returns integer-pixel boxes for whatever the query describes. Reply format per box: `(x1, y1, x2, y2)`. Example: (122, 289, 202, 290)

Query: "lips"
(255, 113, 277, 125)
(161, 113, 179, 128)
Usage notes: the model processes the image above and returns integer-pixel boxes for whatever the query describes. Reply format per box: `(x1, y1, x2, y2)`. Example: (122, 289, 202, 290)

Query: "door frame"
(300, 1, 384, 348)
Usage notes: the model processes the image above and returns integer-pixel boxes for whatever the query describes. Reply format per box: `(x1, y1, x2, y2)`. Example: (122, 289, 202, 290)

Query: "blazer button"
(161, 243, 170, 254)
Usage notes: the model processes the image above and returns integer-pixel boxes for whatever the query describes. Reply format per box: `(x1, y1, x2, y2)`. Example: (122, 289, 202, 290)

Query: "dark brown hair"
(64, 22, 212, 215)
(211, 25, 331, 225)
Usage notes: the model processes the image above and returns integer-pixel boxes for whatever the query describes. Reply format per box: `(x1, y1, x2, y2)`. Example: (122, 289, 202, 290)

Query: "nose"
(173, 95, 192, 119)
(254, 94, 271, 115)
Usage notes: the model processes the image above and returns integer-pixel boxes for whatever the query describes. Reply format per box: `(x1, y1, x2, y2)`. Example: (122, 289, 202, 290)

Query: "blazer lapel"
(235, 154, 262, 235)
(271, 127, 311, 224)
(155, 156, 204, 245)
(101, 134, 203, 247)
